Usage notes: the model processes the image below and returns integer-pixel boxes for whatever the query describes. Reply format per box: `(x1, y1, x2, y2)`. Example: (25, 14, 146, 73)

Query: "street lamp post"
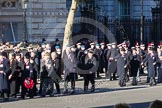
(140, 0, 144, 44)
(21, 0, 28, 42)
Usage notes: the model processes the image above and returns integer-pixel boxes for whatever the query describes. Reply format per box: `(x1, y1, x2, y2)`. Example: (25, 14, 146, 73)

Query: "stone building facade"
(0, 0, 67, 42)
(0, 0, 161, 44)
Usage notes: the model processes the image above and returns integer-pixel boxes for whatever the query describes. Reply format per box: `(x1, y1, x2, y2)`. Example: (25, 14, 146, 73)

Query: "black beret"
(24, 52, 31, 59)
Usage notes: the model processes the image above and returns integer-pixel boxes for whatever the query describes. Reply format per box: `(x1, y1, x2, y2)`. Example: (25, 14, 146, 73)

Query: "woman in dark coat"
(15, 53, 24, 95)
(0, 52, 10, 101)
(117, 48, 129, 87)
(8, 52, 18, 98)
(142, 47, 158, 86)
(21, 53, 37, 99)
(29, 57, 38, 96)
(130, 47, 141, 85)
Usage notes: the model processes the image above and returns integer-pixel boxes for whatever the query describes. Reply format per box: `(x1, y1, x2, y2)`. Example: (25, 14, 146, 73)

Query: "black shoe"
(84, 87, 88, 93)
(113, 78, 117, 80)
(84, 90, 88, 94)
(90, 86, 95, 93)
(56, 92, 61, 94)
(70, 90, 75, 95)
(50, 93, 54, 97)
(3, 98, 9, 102)
(29, 96, 34, 99)
(21, 96, 25, 99)
(120, 84, 126, 87)
(90, 89, 95, 93)
(63, 89, 68, 94)
(149, 83, 153, 86)
(41, 95, 45, 97)
(11, 94, 17, 98)
(132, 82, 137, 86)
(153, 82, 157, 86)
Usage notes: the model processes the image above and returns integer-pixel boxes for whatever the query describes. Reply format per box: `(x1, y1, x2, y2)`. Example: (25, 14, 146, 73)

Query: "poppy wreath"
(24, 77, 35, 89)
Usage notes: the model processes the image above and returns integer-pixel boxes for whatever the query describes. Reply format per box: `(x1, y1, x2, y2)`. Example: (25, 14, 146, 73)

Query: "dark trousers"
(54, 81, 60, 93)
(10, 80, 16, 96)
(1, 89, 9, 100)
(21, 81, 35, 98)
(108, 60, 117, 80)
(119, 71, 126, 87)
(41, 78, 54, 97)
(21, 86, 34, 98)
(139, 66, 144, 74)
(16, 77, 22, 94)
(83, 73, 95, 90)
(64, 73, 76, 91)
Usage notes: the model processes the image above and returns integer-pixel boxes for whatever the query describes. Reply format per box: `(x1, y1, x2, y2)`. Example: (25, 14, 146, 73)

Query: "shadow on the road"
(0, 98, 19, 103)
(0, 85, 149, 103)
(92, 101, 150, 108)
(0, 85, 152, 103)
(54, 86, 148, 97)
(94, 86, 148, 94)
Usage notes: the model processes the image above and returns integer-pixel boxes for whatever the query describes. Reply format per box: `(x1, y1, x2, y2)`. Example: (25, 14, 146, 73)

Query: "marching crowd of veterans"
(0, 38, 162, 102)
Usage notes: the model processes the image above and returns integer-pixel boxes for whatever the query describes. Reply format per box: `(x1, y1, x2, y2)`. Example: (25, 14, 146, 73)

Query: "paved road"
(0, 76, 162, 108)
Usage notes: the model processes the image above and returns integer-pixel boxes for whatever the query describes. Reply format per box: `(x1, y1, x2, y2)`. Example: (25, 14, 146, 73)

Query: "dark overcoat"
(143, 53, 158, 77)
(0, 58, 10, 91)
(117, 54, 129, 76)
(130, 54, 140, 77)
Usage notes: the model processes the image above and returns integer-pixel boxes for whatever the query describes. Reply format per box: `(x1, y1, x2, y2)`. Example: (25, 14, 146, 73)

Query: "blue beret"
(96, 44, 100, 46)
(55, 46, 60, 49)
(81, 45, 85, 48)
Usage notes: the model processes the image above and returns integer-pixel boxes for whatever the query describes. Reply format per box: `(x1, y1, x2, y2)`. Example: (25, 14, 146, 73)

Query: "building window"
(118, 0, 130, 19)
(2, 0, 17, 8)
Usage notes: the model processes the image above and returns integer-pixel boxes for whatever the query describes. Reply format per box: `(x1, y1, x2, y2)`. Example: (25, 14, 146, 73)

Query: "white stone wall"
(26, 0, 67, 42)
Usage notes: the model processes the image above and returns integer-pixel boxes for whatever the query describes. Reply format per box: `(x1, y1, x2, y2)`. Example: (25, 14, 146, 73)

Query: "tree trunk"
(62, 0, 80, 57)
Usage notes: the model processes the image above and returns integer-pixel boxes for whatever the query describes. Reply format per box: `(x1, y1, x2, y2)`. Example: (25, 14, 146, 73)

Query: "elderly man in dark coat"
(108, 42, 119, 80)
(63, 45, 77, 94)
(0, 52, 10, 101)
(142, 47, 158, 86)
(117, 48, 129, 87)
(83, 49, 97, 93)
(130, 47, 141, 85)
(40, 52, 54, 97)
(51, 51, 62, 94)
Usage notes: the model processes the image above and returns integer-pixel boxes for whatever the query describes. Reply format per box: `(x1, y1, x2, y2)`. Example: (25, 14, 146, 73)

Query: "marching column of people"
(1, 40, 162, 102)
